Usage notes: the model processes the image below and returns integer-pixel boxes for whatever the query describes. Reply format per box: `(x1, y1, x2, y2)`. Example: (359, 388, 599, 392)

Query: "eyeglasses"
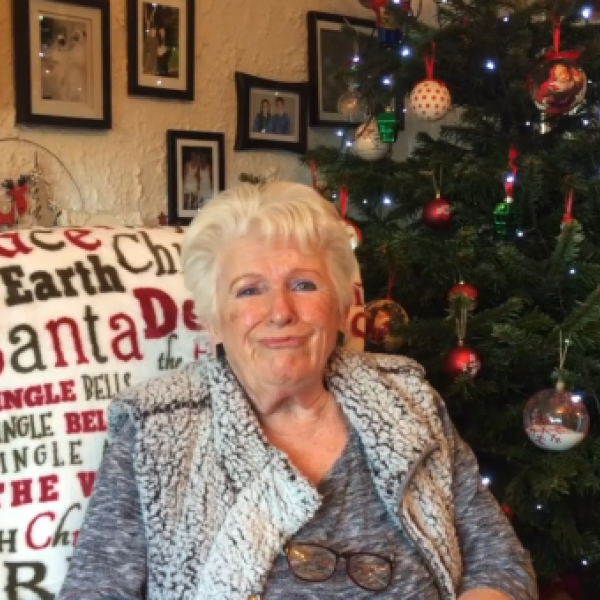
(284, 542, 394, 592)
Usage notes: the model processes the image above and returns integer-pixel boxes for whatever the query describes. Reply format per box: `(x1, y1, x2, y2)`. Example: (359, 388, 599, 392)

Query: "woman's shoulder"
(107, 360, 209, 439)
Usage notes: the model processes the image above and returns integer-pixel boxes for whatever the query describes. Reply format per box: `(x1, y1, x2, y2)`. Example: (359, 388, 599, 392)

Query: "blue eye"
(236, 285, 262, 297)
(291, 279, 317, 292)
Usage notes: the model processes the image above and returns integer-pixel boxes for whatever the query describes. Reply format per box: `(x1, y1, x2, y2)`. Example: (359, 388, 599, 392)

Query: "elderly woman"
(58, 182, 537, 600)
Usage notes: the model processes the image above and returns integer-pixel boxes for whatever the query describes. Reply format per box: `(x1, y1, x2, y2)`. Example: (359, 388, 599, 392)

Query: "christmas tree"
(304, 0, 600, 594)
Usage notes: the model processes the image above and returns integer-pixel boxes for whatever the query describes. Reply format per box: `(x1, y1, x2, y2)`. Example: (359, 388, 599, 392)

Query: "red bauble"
(423, 196, 451, 228)
(444, 345, 481, 378)
(448, 282, 478, 307)
(501, 504, 512, 520)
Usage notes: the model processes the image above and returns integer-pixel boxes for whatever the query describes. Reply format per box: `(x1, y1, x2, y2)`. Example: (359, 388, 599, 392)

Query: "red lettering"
(26, 512, 54, 550)
(64, 410, 107, 434)
(183, 300, 204, 331)
(353, 282, 364, 307)
(76, 472, 97, 498)
(64, 412, 82, 434)
(63, 228, 101, 251)
(0, 477, 61, 508)
(39, 475, 59, 503)
(0, 348, 4, 376)
(11, 479, 33, 507)
(194, 343, 207, 360)
(133, 287, 178, 339)
(109, 313, 143, 361)
(60, 380, 76, 401)
(0, 231, 33, 258)
(46, 318, 90, 367)
(0, 381, 77, 412)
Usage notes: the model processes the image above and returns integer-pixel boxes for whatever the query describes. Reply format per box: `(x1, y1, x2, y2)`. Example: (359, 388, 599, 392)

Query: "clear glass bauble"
(523, 387, 589, 451)
(337, 89, 368, 120)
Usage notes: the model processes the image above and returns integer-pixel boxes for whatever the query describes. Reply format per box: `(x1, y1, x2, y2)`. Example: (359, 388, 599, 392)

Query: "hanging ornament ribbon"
(455, 306, 467, 345)
(562, 189, 574, 226)
(425, 42, 436, 80)
(338, 179, 362, 250)
(386, 269, 396, 300)
(504, 145, 519, 199)
(545, 17, 579, 61)
(430, 165, 443, 198)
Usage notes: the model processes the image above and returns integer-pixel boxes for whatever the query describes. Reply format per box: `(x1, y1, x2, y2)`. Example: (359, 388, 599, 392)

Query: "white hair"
(181, 181, 358, 324)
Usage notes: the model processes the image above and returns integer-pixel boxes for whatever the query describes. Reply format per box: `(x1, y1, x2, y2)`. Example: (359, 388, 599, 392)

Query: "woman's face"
(209, 235, 345, 404)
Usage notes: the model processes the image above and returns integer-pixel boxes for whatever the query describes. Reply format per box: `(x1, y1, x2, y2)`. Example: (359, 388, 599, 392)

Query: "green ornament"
(376, 107, 398, 143)
(493, 198, 518, 238)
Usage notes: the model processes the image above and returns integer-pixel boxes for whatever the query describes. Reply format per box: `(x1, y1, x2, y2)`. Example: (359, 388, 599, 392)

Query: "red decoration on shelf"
(444, 343, 481, 378)
(0, 176, 30, 228)
(158, 212, 168, 226)
(423, 195, 451, 228)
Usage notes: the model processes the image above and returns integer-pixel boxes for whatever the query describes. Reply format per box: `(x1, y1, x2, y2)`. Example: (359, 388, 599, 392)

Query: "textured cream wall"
(0, 0, 439, 225)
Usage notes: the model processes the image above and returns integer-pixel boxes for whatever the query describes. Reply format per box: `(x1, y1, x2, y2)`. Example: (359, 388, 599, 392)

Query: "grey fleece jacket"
(59, 348, 537, 600)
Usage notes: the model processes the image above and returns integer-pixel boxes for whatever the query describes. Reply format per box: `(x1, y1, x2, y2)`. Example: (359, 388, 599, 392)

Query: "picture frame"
(307, 11, 376, 128)
(12, 0, 112, 129)
(167, 130, 225, 225)
(127, 0, 195, 100)
(234, 72, 308, 155)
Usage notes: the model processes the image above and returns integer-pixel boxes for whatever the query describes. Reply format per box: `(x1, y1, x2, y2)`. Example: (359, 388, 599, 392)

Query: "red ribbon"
(386, 270, 396, 300)
(504, 146, 519, 199)
(310, 160, 317, 191)
(425, 42, 435, 80)
(339, 184, 349, 218)
(562, 189, 574, 225)
(553, 17, 561, 54)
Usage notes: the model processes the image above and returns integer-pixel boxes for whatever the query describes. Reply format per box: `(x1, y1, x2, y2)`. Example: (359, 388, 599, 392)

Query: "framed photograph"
(307, 11, 376, 128)
(234, 72, 308, 154)
(12, 0, 111, 129)
(127, 0, 194, 100)
(167, 130, 225, 225)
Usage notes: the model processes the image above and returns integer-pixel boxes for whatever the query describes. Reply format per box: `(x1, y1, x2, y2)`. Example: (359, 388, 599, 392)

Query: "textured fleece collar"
(197, 347, 458, 599)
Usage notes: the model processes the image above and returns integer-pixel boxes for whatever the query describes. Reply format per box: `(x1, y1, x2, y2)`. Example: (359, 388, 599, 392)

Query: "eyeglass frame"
(284, 541, 395, 592)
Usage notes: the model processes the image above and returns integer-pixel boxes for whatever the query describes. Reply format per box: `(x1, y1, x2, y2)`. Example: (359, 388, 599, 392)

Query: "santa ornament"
(409, 42, 452, 121)
(527, 18, 586, 118)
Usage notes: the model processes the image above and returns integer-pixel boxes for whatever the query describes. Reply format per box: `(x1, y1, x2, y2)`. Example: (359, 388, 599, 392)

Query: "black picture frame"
(12, 0, 112, 129)
(307, 11, 376, 128)
(127, 0, 194, 100)
(234, 72, 308, 154)
(167, 130, 225, 225)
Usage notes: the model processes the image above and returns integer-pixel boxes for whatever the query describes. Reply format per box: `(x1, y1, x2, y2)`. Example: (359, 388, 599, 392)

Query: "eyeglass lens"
(286, 543, 392, 591)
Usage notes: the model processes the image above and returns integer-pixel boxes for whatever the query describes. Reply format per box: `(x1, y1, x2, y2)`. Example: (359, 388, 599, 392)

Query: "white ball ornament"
(353, 121, 391, 162)
(409, 79, 452, 121)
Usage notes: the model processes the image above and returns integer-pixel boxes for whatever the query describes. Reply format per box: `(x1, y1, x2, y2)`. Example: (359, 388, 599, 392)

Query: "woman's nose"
(270, 287, 294, 325)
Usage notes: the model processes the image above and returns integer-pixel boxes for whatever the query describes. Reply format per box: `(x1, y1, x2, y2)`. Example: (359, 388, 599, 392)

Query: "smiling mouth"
(260, 336, 305, 349)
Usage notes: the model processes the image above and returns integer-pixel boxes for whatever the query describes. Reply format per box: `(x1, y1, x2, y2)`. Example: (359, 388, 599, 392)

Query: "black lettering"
(113, 233, 151, 274)
(73, 261, 96, 295)
(9, 325, 47, 374)
(83, 306, 108, 364)
(29, 271, 62, 302)
(30, 229, 65, 251)
(0, 529, 17, 553)
(55, 267, 78, 297)
(140, 231, 177, 276)
(4, 562, 53, 600)
(69, 440, 83, 465)
(0, 266, 33, 306)
(87, 255, 125, 293)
